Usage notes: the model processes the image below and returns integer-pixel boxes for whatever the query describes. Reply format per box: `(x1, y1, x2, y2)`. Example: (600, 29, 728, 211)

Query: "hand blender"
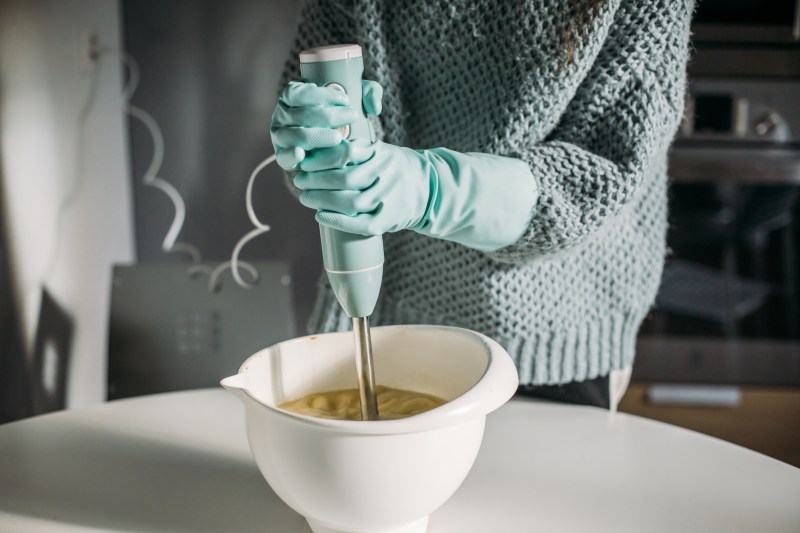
(299, 44, 382, 420)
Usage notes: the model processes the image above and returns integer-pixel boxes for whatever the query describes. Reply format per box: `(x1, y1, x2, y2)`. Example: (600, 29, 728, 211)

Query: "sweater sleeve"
(487, 0, 693, 264)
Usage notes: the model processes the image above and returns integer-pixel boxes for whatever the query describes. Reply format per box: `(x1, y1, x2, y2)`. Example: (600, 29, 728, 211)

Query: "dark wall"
(0, 150, 30, 423)
(123, 0, 322, 331)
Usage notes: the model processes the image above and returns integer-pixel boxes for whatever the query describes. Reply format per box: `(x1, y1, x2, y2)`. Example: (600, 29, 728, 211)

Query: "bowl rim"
(225, 325, 519, 435)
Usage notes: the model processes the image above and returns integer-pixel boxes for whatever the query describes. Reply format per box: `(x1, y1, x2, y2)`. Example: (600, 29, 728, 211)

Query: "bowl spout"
(220, 374, 249, 403)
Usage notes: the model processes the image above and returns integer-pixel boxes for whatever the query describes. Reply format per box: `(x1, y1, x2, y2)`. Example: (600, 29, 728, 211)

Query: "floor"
(618, 383, 800, 468)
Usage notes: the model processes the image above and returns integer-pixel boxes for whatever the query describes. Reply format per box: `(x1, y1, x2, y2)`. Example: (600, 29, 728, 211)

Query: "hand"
(293, 140, 435, 236)
(270, 80, 383, 171)
(277, 80, 538, 252)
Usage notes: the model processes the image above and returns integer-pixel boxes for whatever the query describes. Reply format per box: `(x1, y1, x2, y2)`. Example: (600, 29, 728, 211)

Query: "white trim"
(325, 262, 383, 275)
(299, 44, 362, 63)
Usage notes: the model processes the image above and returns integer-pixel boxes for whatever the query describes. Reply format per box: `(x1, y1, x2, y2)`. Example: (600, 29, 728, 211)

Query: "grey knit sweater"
(283, 0, 693, 385)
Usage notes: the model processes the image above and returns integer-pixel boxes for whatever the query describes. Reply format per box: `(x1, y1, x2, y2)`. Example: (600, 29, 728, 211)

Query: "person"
(270, 0, 694, 409)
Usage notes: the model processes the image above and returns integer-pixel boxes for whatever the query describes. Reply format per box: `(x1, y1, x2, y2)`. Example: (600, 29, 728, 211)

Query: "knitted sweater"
(283, 0, 694, 385)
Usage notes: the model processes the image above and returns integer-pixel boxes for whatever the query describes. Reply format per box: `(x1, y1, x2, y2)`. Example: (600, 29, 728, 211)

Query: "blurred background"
(1, 1, 798, 466)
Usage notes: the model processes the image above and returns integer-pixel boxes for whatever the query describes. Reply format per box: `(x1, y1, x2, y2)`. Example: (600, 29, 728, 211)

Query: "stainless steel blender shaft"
(352, 317, 379, 420)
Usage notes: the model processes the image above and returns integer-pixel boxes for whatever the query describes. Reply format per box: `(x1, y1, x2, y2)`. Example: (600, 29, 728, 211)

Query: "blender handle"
(299, 45, 384, 319)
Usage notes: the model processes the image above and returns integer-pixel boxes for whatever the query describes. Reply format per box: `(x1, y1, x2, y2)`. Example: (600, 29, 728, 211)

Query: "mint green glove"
(272, 79, 538, 252)
(270, 80, 382, 170)
(294, 139, 538, 252)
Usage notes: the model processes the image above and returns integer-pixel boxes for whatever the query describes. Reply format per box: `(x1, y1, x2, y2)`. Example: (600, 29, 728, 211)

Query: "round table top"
(0, 390, 798, 532)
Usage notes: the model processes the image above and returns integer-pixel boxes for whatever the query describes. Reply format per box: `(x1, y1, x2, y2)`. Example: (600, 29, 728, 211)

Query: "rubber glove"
(272, 79, 538, 253)
(270, 80, 382, 170)
(294, 139, 538, 253)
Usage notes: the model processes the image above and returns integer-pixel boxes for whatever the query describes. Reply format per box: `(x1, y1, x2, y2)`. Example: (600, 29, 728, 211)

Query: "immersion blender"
(299, 44, 382, 420)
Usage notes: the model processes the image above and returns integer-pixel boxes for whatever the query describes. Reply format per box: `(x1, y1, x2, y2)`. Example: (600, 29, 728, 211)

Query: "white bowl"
(221, 325, 518, 533)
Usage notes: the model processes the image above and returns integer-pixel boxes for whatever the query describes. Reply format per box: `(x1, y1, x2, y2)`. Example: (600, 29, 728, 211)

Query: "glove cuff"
(414, 149, 539, 253)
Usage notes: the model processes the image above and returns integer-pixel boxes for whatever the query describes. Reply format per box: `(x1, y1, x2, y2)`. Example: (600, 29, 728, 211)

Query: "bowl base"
(307, 516, 428, 533)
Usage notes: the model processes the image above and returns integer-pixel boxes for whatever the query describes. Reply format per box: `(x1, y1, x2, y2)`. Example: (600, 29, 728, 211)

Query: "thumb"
(361, 80, 383, 117)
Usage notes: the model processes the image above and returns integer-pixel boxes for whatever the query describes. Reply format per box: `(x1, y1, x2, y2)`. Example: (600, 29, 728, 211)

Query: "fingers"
(276, 147, 305, 170)
(294, 158, 379, 191)
(272, 102, 360, 129)
(271, 80, 382, 172)
(271, 126, 343, 152)
(271, 82, 359, 169)
(315, 210, 382, 237)
(296, 139, 375, 172)
(279, 81, 349, 107)
(361, 80, 383, 117)
(299, 186, 382, 216)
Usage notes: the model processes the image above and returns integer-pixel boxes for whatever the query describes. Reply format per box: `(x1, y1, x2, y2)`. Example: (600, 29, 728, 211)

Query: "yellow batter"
(279, 385, 447, 421)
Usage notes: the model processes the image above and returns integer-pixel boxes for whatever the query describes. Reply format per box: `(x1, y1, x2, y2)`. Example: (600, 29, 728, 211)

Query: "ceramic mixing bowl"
(221, 325, 518, 533)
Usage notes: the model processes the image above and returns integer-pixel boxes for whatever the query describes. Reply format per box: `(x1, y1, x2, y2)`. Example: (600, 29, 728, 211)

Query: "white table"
(1, 390, 798, 532)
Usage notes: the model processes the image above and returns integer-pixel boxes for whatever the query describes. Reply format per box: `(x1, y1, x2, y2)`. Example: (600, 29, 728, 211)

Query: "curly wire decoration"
(111, 47, 272, 292)
(208, 154, 276, 291)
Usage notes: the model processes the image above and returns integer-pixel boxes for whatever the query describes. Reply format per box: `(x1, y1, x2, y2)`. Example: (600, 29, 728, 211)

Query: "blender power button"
(325, 82, 351, 140)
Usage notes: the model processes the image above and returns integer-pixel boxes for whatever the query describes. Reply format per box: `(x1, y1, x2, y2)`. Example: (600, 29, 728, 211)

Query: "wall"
(123, 0, 318, 331)
(0, 0, 134, 408)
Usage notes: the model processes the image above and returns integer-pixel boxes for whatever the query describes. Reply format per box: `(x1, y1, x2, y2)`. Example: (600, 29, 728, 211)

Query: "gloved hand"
(271, 80, 539, 253)
(294, 140, 433, 234)
(270, 80, 382, 170)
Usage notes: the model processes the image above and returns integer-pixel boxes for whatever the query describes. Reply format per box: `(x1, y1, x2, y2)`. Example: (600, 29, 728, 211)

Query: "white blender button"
(325, 82, 350, 140)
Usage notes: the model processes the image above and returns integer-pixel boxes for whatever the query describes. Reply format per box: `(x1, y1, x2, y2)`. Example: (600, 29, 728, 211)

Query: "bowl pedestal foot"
(306, 516, 429, 533)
